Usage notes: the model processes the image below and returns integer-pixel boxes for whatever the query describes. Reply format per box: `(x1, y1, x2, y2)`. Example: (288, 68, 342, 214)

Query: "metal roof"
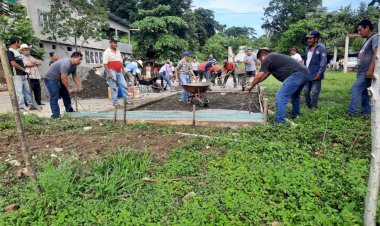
(108, 12, 129, 28)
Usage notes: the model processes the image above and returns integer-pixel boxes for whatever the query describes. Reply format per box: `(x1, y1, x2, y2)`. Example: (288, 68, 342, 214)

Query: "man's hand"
(315, 74, 321, 80)
(77, 85, 83, 92)
(67, 87, 74, 93)
(366, 70, 374, 79)
(247, 83, 254, 92)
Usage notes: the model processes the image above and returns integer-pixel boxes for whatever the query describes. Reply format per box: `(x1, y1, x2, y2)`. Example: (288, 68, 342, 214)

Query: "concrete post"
(333, 46, 338, 68)
(228, 46, 233, 62)
(115, 29, 119, 39)
(128, 31, 131, 45)
(344, 35, 349, 73)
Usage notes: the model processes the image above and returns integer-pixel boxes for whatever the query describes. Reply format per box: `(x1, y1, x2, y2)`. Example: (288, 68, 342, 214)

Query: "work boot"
(29, 105, 38, 111)
(66, 107, 75, 112)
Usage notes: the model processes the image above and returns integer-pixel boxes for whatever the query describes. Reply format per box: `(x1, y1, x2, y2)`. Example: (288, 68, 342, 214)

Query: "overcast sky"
(192, 0, 371, 36)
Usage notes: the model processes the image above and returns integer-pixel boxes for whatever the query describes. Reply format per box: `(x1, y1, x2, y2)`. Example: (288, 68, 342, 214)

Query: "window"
(39, 43, 44, 48)
(85, 51, 90, 64)
(94, 52, 99, 64)
(99, 52, 103, 64)
(90, 51, 94, 64)
(67, 47, 72, 52)
(52, 45, 56, 49)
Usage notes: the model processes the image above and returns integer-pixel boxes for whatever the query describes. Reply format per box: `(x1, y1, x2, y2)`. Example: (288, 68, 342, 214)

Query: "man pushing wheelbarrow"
(175, 51, 197, 103)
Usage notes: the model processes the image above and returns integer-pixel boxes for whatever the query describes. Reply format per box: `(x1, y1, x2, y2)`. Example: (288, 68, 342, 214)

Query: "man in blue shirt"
(303, 30, 327, 109)
(348, 20, 378, 116)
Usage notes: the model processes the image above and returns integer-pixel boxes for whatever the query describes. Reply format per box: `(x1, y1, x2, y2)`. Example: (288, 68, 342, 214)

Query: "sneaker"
(179, 99, 184, 102)
(220, 85, 226, 88)
(126, 100, 133, 105)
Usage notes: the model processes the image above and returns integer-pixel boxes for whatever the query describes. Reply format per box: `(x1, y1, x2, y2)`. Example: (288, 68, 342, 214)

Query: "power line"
(214, 12, 263, 14)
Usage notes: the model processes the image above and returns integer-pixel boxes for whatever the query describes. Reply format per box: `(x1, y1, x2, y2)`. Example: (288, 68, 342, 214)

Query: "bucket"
(128, 87, 134, 98)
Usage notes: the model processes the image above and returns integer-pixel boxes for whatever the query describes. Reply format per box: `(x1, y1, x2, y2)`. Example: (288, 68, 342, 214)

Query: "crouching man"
(247, 48, 310, 124)
(44, 52, 83, 118)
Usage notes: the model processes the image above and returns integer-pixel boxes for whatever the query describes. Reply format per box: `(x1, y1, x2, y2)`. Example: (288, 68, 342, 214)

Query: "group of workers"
(6, 19, 377, 124)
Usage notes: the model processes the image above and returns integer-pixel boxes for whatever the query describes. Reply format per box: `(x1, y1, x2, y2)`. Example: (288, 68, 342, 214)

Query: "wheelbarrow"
(182, 82, 210, 107)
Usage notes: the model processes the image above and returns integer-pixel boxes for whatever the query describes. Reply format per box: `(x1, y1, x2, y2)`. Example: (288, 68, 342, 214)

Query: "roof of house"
(108, 12, 129, 27)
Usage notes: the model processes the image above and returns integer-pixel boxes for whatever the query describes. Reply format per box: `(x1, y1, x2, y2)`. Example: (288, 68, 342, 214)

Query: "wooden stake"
(113, 105, 117, 123)
(123, 96, 127, 125)
(192, 105, 196, 126)
(0, 39, 42, 193)
(74, 91, 78, 112)
(364, 18, 380, 226)
(263, 98, 269, 124)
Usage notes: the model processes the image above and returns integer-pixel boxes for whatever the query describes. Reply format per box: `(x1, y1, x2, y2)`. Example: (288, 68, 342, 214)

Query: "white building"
(17, 0, 132, 75)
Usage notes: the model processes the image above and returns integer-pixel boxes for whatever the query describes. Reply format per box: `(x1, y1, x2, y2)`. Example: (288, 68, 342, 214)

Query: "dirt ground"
(0, 125, 189, 164)
(133, 92, 261, 112)
(78, 69, 109, 99)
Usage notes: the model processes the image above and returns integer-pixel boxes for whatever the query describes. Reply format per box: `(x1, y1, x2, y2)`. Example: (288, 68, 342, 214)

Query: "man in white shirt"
(290, 48, 304, 64)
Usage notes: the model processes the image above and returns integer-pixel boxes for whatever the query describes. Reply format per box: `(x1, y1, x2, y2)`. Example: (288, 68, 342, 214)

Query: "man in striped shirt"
(175, 51, 196, 102)
(103, 38, 132, 106)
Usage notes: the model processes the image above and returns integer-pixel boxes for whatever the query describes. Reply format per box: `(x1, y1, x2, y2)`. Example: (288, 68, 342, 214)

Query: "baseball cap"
(306, 30, 320, 38)
(183, 51, 190, 57)
(110, 37, 118, 43)
(256, 47, 272, 59)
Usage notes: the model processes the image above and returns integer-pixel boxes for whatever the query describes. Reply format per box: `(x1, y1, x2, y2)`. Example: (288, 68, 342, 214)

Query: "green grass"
(0, 71, 376, 225)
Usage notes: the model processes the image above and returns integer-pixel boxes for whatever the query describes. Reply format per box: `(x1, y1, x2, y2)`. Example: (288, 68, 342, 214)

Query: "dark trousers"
(44, 78, 73, 118)
(30, 79, 41, 105)
(303, 80, 322, 108)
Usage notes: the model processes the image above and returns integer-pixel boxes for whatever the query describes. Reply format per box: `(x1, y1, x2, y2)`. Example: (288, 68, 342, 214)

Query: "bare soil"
(0, 126, 188, 164)
(133, 92, 261, 112)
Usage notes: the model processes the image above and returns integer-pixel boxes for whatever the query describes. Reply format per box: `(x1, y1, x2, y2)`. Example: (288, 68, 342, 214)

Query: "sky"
(192, 0, 371, 36)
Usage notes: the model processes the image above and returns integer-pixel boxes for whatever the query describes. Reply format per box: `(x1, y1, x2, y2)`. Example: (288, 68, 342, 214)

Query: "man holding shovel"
(247, 48, 310, 124)
(44, 52, 83, 118)
(221, 60, 237, 88)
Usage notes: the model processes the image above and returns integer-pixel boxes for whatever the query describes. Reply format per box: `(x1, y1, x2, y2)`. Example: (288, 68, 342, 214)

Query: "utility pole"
(364, 18, 380, 226)
(0, 39, 42, 193)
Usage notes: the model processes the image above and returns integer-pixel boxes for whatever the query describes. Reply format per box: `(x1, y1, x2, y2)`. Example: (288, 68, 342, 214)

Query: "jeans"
(199, 71, 210, 82)
(179, 73, 190, 101)
(14, 75, 32, 108)
(348, 74, 371, 115)
(30, 79, 42, 105)
(223, 69, 237, 87)
(44, 78, 72, 118)
(159, 71, 172, 87)
(107, 70, 130, 105)
(275, 72, 309, 124)
(303, 80, 322, 108)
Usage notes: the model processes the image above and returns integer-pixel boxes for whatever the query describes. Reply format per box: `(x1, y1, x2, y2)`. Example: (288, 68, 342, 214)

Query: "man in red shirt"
(222, 60, 237, 88)
(208, 63, 222, 85)
(197, 61, 209, 82)
(103, 38, 132, 105)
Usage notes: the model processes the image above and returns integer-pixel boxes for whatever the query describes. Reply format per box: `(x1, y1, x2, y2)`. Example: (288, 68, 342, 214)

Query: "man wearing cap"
(103, 38, 132, 106)
(303, 30, 327, 109)
(221, 60, 237, 88)
(243, 47, 257, 91)
(44, 52, 83, 118)
(247, 48, 310, 124)
(20, 44, 43, 105)
(175, 51, 196, 102)
(7, 36, 34, 111)
(208, 63, 222, 86)
(125, 60, 143, 85)
(348, 19, 378, 116)
(290, 48, 304, 64)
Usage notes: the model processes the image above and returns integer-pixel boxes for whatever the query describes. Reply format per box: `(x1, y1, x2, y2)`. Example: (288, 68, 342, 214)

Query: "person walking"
(44, 52, 83, 118)
(20, 44, 43, 105)
(175, 51, 196, 102)
(49, 52, 59, 66)
(191, 58, 200, 79)
(303, 30, 327, 109)
(290, 47, 304, 64)
(243, 47, 257, 91)
(221, 60, 237, 88)
(7, 36, 34, 111)
(159, 60, 174, 91)
(247, 48, 310, 124)
(348, 19, 378, 116)
(103, 38, 132, 106)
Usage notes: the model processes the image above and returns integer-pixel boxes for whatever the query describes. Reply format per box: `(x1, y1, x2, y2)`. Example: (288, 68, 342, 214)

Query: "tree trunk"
(0, 39, 43, 193)
(364, 19, 380, 226)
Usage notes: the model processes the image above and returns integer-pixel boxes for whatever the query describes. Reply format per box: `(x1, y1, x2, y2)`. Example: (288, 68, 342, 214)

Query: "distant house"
(16, 0, 133, 75)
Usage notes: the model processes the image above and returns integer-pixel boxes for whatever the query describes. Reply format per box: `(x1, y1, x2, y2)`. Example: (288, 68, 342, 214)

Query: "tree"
(131, 4, 189, 61)
(42, 0, 109, 51)
(224, 26, 257, 39)
(192, 8, 225, 47)
(108, 0, 138, 22)
(0, 4, 44, 59)
(262, 0, 322, 39)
